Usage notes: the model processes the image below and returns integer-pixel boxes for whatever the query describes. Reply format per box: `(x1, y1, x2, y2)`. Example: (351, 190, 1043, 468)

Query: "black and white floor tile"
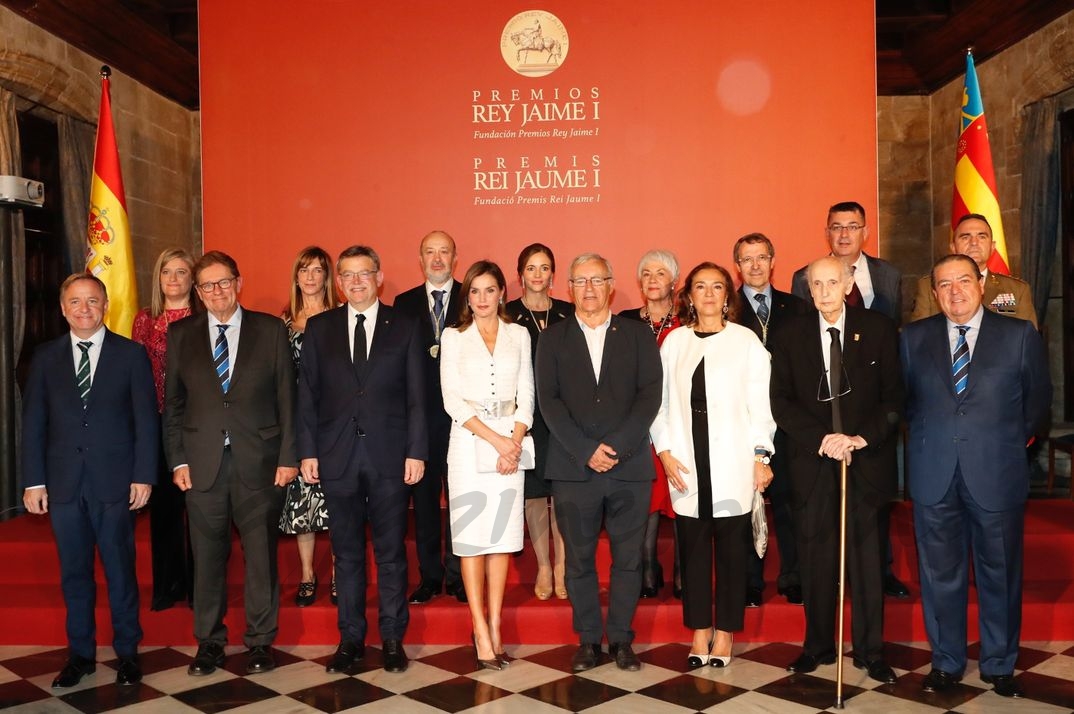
(2, 640, 1073, 713)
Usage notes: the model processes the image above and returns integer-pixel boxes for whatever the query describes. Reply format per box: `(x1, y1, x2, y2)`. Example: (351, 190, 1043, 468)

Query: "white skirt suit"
(649, 323, 776, 520)
(440, 320, 534, 556)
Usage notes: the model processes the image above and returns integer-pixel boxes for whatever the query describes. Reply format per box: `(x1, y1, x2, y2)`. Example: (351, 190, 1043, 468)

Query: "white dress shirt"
(347, 301, 380, 361)
(946, 305, 984, 357)
(576, 313, 612, 381)
(69, 326, 106, 382)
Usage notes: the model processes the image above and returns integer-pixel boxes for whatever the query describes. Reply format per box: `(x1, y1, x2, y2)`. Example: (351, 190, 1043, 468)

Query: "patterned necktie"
(214, 324, 230, 393)
(827, 327, 843, 433)
(952, 325, 971, 395)
(755, 293, 770, 322)
(846, 266, 864, 308)
(76, 341, 92, 406)
(432, 289, 446, 337)
(353, 313, 367, 369)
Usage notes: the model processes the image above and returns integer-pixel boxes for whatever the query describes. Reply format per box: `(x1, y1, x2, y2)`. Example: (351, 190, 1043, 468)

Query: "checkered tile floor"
(2, 641, 1073, 713)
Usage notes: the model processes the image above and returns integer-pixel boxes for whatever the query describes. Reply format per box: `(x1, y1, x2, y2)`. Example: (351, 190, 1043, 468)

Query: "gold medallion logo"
(501, 11, 568, 78)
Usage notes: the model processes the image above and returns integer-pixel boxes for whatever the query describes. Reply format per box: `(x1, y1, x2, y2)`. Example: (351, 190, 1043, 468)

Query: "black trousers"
(149, 447, 193, 606)
(410, 412, 461, 588)
(186, 447, 285, 648)
(678, 511, 751, 631)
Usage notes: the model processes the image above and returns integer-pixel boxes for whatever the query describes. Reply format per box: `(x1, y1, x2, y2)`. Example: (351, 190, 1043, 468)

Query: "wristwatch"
(754, 448, 771, 465)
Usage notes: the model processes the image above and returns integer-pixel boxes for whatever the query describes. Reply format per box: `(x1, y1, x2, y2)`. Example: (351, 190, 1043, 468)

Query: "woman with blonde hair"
(132, 247, 199, 611)
(279, 246, 338, 606)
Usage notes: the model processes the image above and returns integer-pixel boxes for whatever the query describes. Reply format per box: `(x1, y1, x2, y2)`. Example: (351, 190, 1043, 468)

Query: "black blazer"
(735, 286, 810, 348)
(535, 314, 662, 482)
(769, 306, 903, 503)
(393, 282, 462, 420)
(164, 309, 297, 491)
(297, 302, 428, 480)
(22, 330, 159, 503)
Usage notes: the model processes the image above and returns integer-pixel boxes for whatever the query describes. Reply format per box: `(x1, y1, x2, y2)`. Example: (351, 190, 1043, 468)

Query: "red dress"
(131, 306, 193, 412)
(618, 307, 680, 517)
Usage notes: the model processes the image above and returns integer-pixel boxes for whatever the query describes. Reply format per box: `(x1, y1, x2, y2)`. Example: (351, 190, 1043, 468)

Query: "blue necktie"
(952, 325, 970, 396)
(214, 324, 230, 393)
(76, 341, 92, 406)
(755, 293, 770, 322)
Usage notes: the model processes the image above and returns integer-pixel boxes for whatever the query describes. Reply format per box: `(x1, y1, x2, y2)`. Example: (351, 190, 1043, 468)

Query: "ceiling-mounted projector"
(0, 176, 44, 208)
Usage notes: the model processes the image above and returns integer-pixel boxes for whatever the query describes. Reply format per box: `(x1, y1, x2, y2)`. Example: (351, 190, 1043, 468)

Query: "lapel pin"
(853, 333, 860, 342)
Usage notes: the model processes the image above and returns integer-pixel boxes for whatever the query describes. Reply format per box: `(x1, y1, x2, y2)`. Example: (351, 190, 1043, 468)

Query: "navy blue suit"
(297, 302, 427, 644)
(22, 330, 159, 660)
(901, 309, 1050, 677)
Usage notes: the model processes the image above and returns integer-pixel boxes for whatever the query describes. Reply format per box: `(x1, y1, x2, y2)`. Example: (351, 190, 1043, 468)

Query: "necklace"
(642, 305, 673, 338)
(523, 295, 551, 332)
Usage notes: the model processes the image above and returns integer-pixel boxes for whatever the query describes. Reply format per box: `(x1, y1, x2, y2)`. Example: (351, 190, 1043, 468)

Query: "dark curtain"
(58, 115, 94, 274)
(0, 88, 26, 513)
(1019, 88, 1074, 323)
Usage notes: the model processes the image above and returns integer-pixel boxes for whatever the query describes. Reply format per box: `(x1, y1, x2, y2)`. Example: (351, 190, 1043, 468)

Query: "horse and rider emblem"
(501, 11, 569, 78)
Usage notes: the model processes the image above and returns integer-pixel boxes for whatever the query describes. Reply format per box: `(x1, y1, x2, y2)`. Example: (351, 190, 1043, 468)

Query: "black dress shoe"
(981, 673, 1024, 698)
(778, 584, 803, 605)
(188, 642, 226, 676)
(382, 639, 408, 673)
(571, 643, 601, 672)
(609, 642, 641, 671)
(330, 577, 338, 605)
(295, 577, 317, 607)
(922, 668, 960, 692)
(326, 640, 364, 673)
(786, 651, 836, 674)
(745, 586, 763, 608)
(115, 657, 142, 686)
(883, 573, 910, 598)
(52, 655, 95, 688)
(853, 658, 897, 684)
(446, 581, 468, 603)
(245, 645, 275, 674)
(639, 585, 658, 598)
(408, 581, 442, 604)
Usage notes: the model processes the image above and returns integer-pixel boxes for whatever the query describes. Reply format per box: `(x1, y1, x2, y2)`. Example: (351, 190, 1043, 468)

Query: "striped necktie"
(754, 293, 769, 322)
(214, 324, 231, 393)
(76, 341, 92, 406)
(432, 289, 446, 337)
(952, 325, 970, 395)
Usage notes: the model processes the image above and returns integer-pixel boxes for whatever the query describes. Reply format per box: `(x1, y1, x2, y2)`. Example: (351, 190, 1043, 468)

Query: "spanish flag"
(951, 51, 1010, 275)
(86, 66, 137, 336)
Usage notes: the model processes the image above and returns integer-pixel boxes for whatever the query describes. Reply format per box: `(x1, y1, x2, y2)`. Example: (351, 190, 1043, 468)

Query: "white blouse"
(440, 320, 534, 430)
(649, 323, 775, 519)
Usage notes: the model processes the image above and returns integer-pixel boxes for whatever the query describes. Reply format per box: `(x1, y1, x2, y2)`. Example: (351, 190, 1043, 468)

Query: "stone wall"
(878, 10, 1074, 422)
(0, 5, 201, 302)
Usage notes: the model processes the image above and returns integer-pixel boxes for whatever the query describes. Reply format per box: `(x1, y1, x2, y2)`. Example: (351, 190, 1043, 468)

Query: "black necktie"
(827, 326, 843, 433)
(432, 289, 446, 337)
(353, 313, 367, 369)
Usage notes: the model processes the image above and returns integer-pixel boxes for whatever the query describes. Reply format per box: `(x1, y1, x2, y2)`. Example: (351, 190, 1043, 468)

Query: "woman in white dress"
(441, 260, 534, 670)
(650, 262, 775, 669)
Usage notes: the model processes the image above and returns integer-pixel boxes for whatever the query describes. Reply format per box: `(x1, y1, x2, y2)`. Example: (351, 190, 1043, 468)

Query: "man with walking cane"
(770, 256, 903, 692)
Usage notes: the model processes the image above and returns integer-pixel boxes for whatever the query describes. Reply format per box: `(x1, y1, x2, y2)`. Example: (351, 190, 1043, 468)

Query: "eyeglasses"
(568, 276, 612, 288)
(827, 224, 864, 234)
(817, 367, 852, 403)
(736, 255, 772, 267)
(339, 270, 377, 282)
(197, 278, 235, 292)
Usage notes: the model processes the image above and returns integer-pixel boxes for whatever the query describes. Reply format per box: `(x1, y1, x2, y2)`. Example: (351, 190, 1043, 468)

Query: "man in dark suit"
(732, 233, 809, 607)
(22, 273, 158, 689)
(902, 254, 1050, 699)
(393, 229, 465, 604)
(164, 251, 298, 676)
(298, 245, 427, 674)
(536, 253, 663, 673)
(791, 201, 903, 324)
(910, 214, 1037, 327)
(770, 256, 903, 684)
(791, 200, 909, 600)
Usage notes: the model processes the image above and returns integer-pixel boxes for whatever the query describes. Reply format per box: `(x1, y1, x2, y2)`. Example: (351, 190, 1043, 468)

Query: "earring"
(688, 302, 697, 324)
(722, 303, 728, 315)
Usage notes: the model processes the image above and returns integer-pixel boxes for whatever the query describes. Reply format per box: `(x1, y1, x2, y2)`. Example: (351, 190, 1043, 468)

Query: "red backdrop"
(199, 1, 877, 313)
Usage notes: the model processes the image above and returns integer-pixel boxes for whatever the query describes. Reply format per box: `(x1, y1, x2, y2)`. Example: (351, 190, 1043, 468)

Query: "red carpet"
(1, 500, 1072, 646)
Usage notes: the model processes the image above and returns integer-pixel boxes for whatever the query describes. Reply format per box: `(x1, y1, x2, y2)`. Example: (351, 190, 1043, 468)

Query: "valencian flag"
(86, 66, 137, 336)
(952, 50, 1010, 275)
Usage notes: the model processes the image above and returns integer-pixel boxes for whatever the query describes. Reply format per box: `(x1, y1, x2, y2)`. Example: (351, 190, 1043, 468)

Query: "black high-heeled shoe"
(472, 634, 503, 671)
(295, 577, 317, 607)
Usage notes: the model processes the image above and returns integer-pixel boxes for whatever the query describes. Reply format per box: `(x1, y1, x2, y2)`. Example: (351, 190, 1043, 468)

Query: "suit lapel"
(365, 302, 394, 378)
(189, 313, 220, 392)
(963, 311, 995, 398)
(925, 316, 957, 400)
(229, 311, 259, 393)
(564, 317, 598, 387)
(85, 331, 115, 409)
(596, 317, 622, 386)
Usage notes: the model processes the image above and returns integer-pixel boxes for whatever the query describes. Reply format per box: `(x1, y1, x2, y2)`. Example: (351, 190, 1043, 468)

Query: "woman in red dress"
(618, 249, 681, 598)
(131, 247, 198, 611)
